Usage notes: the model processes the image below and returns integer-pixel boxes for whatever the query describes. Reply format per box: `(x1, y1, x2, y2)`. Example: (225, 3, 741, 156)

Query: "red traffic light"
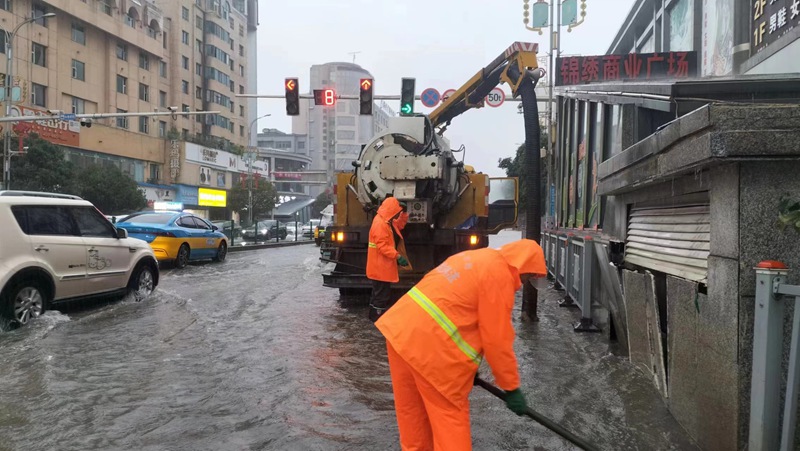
(360, 79, 372, 90)
(285, 79, 297, 91)
(313, 89, 336, 106)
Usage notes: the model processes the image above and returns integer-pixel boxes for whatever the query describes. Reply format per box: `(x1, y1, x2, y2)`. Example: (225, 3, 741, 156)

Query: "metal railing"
(542, 231, 599, 333)
(750, 261, 800, 451)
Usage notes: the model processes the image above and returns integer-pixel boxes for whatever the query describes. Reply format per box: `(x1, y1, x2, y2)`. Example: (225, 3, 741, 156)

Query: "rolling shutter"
(625, 205, 710, 283)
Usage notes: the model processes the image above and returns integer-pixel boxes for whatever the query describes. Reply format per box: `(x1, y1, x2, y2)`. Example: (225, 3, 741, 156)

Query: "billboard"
(8, 105, 81, 147)
(555, 51, 698, 86)
(198, 188, 227, 207)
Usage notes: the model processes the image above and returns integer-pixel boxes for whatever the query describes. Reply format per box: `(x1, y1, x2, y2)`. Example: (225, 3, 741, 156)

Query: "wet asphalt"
(0, 231, 698, 450)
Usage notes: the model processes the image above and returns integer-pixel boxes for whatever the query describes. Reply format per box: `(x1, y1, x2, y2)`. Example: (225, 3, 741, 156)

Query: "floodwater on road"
(0, 231, 697, 450)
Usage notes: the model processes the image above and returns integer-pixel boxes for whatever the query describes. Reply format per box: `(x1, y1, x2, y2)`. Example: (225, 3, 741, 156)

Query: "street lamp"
(244, 113, 271, 226)
(2, 12, 56, 190)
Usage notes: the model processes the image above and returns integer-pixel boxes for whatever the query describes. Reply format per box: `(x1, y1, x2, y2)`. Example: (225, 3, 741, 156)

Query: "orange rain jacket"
(367, 197, 404, 283)
(376, 239, 547, 405)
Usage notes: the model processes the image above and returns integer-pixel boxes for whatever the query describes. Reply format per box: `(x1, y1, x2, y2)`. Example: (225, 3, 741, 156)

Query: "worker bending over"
(367, 197, 409, 322)
(376, 239, 547, 451)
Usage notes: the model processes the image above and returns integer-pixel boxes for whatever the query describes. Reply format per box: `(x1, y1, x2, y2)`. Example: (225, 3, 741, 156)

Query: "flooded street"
(0, 232, 697, 450)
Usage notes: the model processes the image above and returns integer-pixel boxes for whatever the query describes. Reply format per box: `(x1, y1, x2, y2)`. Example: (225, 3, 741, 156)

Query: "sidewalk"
(469, 283, 698, 450)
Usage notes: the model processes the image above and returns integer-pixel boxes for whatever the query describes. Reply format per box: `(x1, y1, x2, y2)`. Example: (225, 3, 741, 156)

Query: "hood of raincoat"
(498, 239, 547, 288)
(377, 197, 403, 222)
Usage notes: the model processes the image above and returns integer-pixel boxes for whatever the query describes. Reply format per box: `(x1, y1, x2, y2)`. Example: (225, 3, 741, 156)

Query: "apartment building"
(0, 0, 259, 219)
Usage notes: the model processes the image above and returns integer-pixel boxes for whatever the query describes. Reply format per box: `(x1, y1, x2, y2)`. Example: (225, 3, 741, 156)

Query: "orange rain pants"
(387, 341, 472, 451)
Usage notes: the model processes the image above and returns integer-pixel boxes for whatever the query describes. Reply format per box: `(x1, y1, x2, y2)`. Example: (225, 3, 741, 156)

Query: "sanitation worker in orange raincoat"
(375, 239, 547, 451)
(367, 197, 410, 322)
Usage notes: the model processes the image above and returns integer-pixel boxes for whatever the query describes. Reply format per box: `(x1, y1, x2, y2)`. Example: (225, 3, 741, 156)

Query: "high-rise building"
(292, 62, 396, 192)
(0, 0, 260, 220)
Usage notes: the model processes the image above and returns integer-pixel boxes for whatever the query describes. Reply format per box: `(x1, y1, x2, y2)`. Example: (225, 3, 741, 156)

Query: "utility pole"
(3, 12, 56, 190)
(521, 0, 587, 321)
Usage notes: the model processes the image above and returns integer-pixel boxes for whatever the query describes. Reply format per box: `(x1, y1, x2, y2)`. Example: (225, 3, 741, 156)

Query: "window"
(229, 80, 234, 92)
(182, 128, 189, 139)
(230, 38, 234, 51)
(31, 43, 46, 67)
(195, 87, 202, 99)
(239, 44, 244, 57)
(239, 65, 244, 76)
(239, 125, 244, 137)
(71, 59, 85, 81)
(229, 59, 234, 70)
(31, 83, 45, 106)
(228, 122, 234, 133)
(0, 32, 5, 53)
(116, 109, 128, 128)
(139, 83, 149, 102)
(159, 90, 167, 107)
(182, 30, 189, 45)
(239, 25, 244, 37)
(32, 3, 48, 27)
(73, 207, 116, 238)
(139, 52, 149, 70)
(337, 130, 355, 140)
(139, 116, 149, 134)
(71, 23, 86, 45)
(196, 15, 203, 30)
(0, 0, 10, 12)
(182, 104, 189, 112)
(116, 75, 127, 94)
(100, 0, 112, 15)
(239, 105, 244, 117)
(239, 85, 244, 94)
(195, 63, 202, 75)
(149, 164, 160, 182)
(71, 96, 85, 114)
(182, 6, 189, 20)
(182, 56, 189, 70)
(181, 80, 189, 94)
(14, 206, 76, 236)
(116, 43, 128, 61)
(159, 60, 167, 77)
(158, 120, 167, 138)
(230, 102, 234, 113)
(205, 44, 229, 64)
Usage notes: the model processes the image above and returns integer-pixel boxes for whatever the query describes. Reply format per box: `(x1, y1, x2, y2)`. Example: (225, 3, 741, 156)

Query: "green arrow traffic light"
(401, 103, 413, 115)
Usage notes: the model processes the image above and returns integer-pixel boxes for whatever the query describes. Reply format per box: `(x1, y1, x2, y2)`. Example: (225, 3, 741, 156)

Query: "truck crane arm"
(429, 42, 543, 129)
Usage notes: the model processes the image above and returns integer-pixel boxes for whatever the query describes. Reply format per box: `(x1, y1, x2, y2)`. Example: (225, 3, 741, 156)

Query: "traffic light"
(400, 78, 415, 115)
(285, 78, 299, 116)
(359, 79, 373, 115)
(313, 89, 336, 106)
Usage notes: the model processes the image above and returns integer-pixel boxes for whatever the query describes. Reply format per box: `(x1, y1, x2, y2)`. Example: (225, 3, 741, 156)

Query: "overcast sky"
(255, 0, 636, 177)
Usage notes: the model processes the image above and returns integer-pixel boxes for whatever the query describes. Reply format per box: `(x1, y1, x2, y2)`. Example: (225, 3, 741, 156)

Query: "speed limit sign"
(486, 88, 505, 107)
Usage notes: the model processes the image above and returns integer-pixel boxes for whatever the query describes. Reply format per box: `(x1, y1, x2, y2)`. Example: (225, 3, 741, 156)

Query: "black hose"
(517, 74, 541, 244)
(474, 377, 600, 451)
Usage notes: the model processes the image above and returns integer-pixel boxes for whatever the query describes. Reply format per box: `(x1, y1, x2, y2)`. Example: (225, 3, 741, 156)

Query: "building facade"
(0, 0, 260, 220)
(549, 1, 800, 449)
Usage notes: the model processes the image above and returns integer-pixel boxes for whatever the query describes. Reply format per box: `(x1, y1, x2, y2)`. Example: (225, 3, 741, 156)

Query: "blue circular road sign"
(420, 88, 441, 108)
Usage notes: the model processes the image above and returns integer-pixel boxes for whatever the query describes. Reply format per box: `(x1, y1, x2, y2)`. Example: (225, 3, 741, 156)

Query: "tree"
(9, 134, 77, 194)
(497, 128, 549, 212)
(228, 178, 278, 223)
(311, 191, 333, 218)
(74, 164, 147, 214)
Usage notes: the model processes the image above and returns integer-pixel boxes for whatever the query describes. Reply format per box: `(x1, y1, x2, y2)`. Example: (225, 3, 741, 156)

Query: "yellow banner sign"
(198, 188, 227, 207)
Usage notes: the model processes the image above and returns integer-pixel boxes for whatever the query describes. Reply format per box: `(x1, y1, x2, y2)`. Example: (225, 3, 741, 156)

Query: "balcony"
(124, 14, 136, 28)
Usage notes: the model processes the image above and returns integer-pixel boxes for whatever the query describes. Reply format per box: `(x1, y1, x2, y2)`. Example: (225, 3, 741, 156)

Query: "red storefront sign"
(9, 105, 81, 147)
(555, 51, 698, 87)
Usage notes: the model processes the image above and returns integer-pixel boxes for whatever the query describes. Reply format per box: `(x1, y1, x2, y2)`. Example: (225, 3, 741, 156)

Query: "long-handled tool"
(474, 376, 599, 451)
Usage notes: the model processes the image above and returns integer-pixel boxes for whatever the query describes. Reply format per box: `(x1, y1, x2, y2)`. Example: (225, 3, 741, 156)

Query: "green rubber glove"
(397, 255, 409, 267)
(504, 388, 528, 416)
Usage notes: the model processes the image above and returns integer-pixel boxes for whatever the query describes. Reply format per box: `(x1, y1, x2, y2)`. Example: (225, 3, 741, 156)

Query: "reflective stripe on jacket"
(376, 239, 547, 405)
(366, 197, 403, 283)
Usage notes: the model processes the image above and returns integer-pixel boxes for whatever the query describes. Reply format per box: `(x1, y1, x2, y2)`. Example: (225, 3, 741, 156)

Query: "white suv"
(0, 191, 159, 325)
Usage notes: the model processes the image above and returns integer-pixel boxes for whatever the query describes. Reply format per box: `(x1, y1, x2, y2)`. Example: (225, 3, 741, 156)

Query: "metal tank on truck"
(321, 41, 543, 297)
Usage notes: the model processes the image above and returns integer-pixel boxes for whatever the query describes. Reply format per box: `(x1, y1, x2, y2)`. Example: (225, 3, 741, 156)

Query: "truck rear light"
(337, 232, 344, 242)
(469, 235, 479, 245)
